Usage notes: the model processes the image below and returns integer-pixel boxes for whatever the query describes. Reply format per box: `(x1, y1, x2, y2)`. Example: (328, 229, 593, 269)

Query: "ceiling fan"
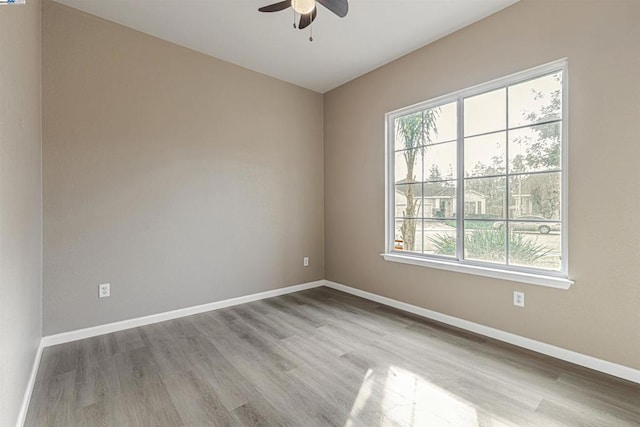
(258, 0, 348, 41)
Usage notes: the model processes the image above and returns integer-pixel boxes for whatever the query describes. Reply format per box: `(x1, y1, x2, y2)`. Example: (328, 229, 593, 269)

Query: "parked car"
(492, 215, 559, 234)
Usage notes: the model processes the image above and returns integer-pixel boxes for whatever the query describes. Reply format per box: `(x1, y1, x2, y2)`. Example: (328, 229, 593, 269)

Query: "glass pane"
(508, 219, 560, 235)
(509, 223, 561, 271)
(395, 183, 422, 218)
(394, 218, 422, 254)
(464, 132, 506, 177)
(394, 112, 425, 151)
(425, 102, 457, 144)
(395, 149, 423, 184)
(508, 173, 561, 220)
(424, 142, 456, 181)
(509, 122, 561, 173)
(509, 72, 562, 128)
(422, 181, 456, 218)
(464, 88, 506, 137)
(465, 219, 498, 231)
(423, 220, 456, 257)
(464, 221, 506, 264)
(465, 176, 506, 219)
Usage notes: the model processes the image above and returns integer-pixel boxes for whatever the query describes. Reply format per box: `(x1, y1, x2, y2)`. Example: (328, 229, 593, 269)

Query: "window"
(385, 60, 570, 288)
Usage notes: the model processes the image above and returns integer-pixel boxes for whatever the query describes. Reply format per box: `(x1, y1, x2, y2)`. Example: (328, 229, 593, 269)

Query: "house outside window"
(384, 60, 570, 287)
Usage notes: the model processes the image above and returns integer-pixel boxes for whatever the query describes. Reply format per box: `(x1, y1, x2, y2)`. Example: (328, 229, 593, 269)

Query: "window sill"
(381, 253, 573, 289)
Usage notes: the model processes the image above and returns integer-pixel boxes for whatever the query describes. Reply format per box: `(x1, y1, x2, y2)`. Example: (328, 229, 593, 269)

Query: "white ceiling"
(52, 0, 518, 93)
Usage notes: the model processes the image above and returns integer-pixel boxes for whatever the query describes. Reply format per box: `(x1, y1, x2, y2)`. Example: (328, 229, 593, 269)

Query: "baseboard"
(42, 280, 324, 347)
(323, 280, 640, 385)
(36, 278, 640, 385)
(16, 338, 44, 427)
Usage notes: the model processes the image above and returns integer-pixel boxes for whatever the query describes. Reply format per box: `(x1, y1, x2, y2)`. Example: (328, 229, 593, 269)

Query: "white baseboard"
(323, 280, 640, 385)
(42, 280, 324, 348)
(36, 278, 640, 387)
(16, 338, 44, 427)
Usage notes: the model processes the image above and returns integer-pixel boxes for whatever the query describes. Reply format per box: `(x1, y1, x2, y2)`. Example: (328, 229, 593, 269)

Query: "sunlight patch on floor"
(345, 365, 514, 426)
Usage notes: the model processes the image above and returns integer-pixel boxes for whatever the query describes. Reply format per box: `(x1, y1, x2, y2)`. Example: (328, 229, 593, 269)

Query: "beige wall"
(42, 1, 324, 335)
(0, 0, 43, 425)
(324, 0, 640, 369)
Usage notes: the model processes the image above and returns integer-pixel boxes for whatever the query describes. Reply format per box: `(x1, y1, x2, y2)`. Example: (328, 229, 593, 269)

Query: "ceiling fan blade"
(317, 0, 348, 17)
(258, 0, 291, 12)
(298, 6, 317, 30)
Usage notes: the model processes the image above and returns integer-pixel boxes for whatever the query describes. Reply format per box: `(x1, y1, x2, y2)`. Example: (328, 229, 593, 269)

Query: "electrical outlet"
(99, 283, 110, 298)
(303, 257, 309, 267)
(513, 291, 524, 307)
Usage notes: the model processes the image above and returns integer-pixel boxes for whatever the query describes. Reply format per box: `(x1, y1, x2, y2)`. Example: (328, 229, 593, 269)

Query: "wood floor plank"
(177, 327, 261, 411)
(231, 399, 293, 427)
(25, 287, 640, 426)
(113, 347, 184, 427)
(162, 369, 235, 427)
(73, 348, 120, 411)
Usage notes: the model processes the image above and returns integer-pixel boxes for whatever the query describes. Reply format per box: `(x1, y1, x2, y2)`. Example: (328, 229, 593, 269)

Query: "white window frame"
(383, 59, 573, 289)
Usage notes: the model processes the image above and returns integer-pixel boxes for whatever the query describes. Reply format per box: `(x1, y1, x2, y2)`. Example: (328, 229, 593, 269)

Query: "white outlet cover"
(513, 291, 525, 307)
(99, 283, 110, 298)
(303, 257, 309, 267)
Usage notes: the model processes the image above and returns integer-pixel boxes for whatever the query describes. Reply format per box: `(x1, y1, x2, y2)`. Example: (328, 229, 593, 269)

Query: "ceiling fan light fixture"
(291, 0, 315, 15)
(258, 0, 348, 38)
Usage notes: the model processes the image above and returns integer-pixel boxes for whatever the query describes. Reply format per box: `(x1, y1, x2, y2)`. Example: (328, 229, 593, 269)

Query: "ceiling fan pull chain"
(309, 22, 313, 42)
(293, 8, 297, 28)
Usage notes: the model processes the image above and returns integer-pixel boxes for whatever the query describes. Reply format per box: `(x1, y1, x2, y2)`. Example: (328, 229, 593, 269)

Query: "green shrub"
(429, 232, 457, 255)
(428, 229, 551, 264)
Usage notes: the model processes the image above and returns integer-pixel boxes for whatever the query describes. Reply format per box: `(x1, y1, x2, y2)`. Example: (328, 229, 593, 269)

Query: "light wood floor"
(26, 287, 640, 426)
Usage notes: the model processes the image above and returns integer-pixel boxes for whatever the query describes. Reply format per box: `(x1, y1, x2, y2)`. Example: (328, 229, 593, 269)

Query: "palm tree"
(395, 108, 439, 251)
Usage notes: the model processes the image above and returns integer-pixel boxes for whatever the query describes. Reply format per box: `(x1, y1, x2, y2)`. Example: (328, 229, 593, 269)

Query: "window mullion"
(456, 97, 464, 261)
(505, 87, 510, 266)
(387, 119, 395, 253)
(561, 62, 569, 276)
(421, 111, 425, 254)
